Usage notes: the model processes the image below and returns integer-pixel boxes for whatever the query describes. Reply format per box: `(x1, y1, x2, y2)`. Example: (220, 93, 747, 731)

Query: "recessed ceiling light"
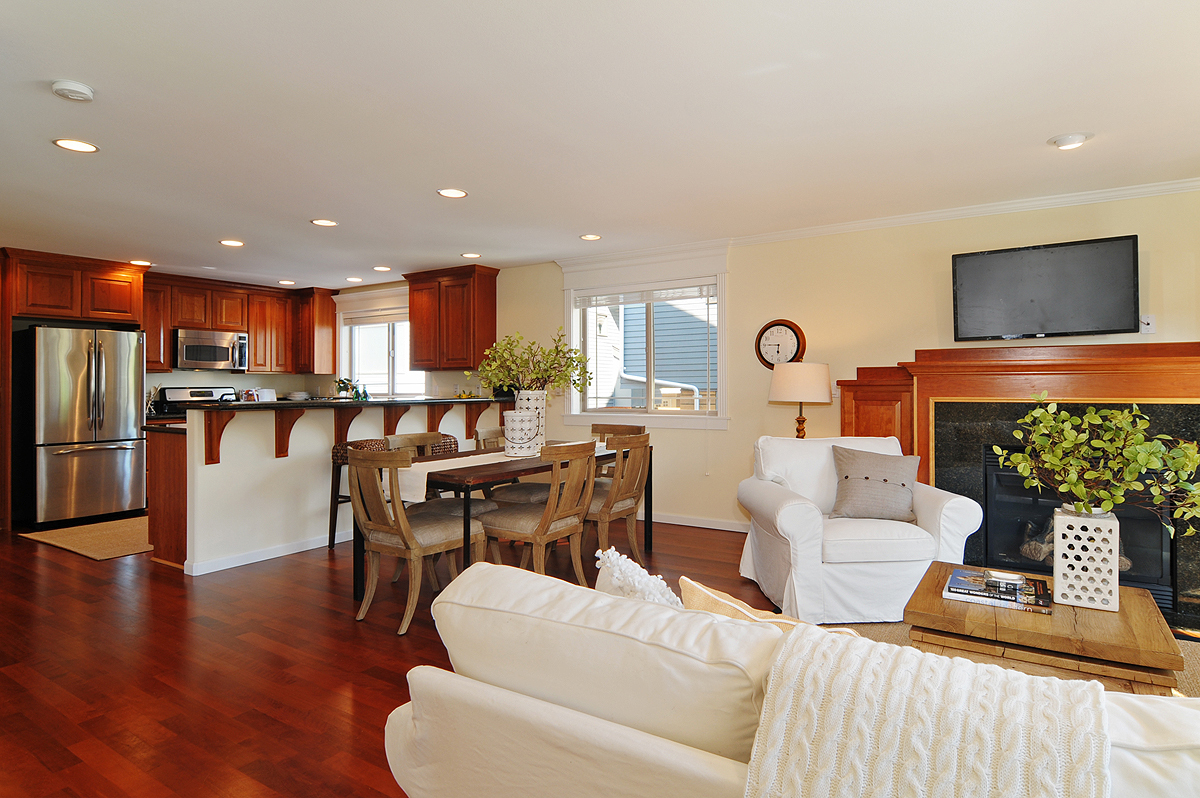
(346, 277, 363, 282)
(129, 260, 151, 266)
(1048, 133, 1093, 150)
(437, 188, 468, 198)
(220, 240, 244, 247)
(278, 280, 296, 285)
(373, 266, 391, 272)
(53, 139, 98, 153)
(51, 80, 94, 102)
(580, 234, 602, 241)
(202, 266, 217, 270)
(461, 253, 481, 259)
(310, 219, 338, 227)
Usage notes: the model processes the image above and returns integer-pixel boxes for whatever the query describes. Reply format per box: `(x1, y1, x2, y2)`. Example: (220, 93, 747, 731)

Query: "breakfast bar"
(145, 397, 502, 575)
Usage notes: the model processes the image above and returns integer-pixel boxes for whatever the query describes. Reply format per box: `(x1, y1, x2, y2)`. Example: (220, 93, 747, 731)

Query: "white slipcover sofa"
(384, 562, 1200, 798)
(738, 435, 983, 623)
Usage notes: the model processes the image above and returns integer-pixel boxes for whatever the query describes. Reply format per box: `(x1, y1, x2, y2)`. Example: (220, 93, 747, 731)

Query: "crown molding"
(730, 177, 1200, 248)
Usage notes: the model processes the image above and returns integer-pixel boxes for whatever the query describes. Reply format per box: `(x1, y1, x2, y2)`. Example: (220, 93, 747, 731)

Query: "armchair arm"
(736, 477, 824, 547)
(911, 482, 983, 563)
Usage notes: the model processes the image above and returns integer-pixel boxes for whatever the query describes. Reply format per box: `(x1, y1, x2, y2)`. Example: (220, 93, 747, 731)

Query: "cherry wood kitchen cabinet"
(170, 285, 209, 328)
(6, 248, 145, 324)
(294, 287, 336, 374)
(248, 292, 293, 373)
(212, 290, 248, 331)
(143, 281, 171, 372)
(403, 263, 498, 370)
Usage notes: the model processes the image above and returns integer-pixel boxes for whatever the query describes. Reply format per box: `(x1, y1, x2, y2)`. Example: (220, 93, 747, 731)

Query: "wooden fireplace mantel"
(839, 342, 1200, 484)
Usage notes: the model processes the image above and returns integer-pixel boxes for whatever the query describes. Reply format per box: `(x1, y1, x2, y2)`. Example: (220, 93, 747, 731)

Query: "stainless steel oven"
(175, 329, 248, 370)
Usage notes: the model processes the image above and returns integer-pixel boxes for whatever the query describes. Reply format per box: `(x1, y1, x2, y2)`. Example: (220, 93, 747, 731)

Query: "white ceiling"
(2, 2, 1198, 289)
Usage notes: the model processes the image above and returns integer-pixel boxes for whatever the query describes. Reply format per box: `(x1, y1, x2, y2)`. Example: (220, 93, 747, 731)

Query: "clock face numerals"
(754, 320, 806, 368)
(759, 326, 799, 363)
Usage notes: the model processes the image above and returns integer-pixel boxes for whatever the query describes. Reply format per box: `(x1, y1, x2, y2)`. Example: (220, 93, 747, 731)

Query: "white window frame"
(333, 286, 425, 398)
(559, 243, 729, 431)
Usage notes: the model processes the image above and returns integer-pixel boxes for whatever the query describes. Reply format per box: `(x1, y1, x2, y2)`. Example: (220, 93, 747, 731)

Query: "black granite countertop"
(160, 396, 498, 412)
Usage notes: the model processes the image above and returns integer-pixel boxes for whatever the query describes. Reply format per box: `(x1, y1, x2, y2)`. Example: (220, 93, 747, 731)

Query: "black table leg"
(462, 491, 474, 566)
(352, 517, 364, 601)
(644, 449, 653, 553)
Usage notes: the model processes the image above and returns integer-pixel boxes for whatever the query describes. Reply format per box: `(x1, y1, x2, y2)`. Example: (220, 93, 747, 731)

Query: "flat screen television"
(952, 234, 1139, 341)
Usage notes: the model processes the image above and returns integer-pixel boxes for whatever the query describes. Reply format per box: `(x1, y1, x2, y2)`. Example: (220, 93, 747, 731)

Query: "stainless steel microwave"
(175, 329, 248, 370)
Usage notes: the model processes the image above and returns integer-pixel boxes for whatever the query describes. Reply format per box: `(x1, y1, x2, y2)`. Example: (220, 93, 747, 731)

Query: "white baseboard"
(646, 512, 749, 534)
(185, 531, 352, 576)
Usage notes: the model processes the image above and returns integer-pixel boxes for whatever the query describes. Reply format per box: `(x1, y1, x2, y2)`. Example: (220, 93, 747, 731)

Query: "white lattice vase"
(1052, 506, 1119, 612)
(514, 389, 547, 450)
(502, 410, 540, 457)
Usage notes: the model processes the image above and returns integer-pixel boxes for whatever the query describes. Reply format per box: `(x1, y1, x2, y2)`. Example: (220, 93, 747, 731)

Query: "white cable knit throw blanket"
(746, 624, 1110, 798)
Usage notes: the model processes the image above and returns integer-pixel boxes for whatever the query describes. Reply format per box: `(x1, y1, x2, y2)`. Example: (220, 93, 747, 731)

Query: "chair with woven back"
(476, 440, 597, 585)
(586, 433, 651, 566)
(328, 437, 390, 548)
(347, 446, 486, 635)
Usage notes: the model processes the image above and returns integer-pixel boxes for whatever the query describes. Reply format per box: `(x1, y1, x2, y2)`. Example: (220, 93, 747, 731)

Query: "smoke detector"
(51, 80, 94, 102)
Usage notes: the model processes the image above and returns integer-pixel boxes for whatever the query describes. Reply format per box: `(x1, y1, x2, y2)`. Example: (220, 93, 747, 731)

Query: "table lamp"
(768, 362, 832, 438)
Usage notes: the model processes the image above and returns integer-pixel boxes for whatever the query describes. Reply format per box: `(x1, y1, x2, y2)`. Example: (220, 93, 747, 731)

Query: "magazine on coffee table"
(942, 568, 1052, 614)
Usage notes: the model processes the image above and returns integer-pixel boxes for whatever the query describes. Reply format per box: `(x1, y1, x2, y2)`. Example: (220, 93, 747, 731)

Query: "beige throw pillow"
(679, 576, 806, 632)
(829, 445, 919, 522)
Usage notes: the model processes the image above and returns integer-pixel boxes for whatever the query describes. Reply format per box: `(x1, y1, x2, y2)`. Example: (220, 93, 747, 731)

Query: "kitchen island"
(144, 397, 504, 575)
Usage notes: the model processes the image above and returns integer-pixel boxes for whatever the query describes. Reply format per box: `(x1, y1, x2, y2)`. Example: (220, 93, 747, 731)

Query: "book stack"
(942, 568, 1052, 614)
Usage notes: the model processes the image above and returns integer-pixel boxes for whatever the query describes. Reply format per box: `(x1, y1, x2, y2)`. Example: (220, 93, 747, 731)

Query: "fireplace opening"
(983, 446, 1176, 612)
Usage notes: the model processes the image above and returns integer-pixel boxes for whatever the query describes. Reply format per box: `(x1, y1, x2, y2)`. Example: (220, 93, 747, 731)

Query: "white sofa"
(738, 435, 983, 623)
(384, 562, 1200, 798)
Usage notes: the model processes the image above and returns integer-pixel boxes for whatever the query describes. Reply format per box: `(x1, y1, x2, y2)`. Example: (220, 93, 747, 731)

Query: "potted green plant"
(996, 393, 1200, 611)
(467, 329, 591, 454)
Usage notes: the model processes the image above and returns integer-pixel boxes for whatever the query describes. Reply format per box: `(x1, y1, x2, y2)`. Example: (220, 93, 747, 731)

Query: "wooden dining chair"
(586, 433, 650, 566)
(347, 447, 486, 635)
(591, 424, 645, 477)
(473, 426, 504, 450)
(476, 441, 597, 585)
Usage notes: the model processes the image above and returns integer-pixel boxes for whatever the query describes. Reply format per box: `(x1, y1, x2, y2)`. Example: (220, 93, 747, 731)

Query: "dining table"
(351, 442, 653, 600)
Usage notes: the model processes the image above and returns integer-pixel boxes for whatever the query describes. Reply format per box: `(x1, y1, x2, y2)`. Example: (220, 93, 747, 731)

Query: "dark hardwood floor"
(0, 522, 766, 798)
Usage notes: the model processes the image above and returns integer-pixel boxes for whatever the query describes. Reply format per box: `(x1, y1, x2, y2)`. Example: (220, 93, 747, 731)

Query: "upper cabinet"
(403, 264, 498, 370)
(167, 284, 248, 332)
(4, 248, 146, 324)
(247, 292, 293, 373)
(143, 282, 171, 372)
(294, 288, 337, 375)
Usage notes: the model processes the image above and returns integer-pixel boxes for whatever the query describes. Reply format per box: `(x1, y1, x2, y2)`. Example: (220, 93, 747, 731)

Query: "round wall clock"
(755, 319, 806, 369)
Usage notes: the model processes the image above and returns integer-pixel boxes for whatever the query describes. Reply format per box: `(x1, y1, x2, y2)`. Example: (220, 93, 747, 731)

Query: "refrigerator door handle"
(96, 340, 106, 430)
(86, 339, 96, 431)
(50, 444, 139, 454)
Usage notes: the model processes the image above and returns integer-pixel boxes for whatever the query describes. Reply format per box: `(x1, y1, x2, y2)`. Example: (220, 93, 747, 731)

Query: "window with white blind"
(335, 287, 424, 398)
(571, 276, 723, 425)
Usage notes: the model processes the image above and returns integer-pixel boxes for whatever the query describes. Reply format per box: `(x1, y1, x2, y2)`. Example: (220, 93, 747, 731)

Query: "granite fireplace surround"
(838, 342, 1200, 630)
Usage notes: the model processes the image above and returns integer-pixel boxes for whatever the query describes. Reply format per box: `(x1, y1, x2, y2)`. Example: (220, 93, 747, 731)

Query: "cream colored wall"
(497, 190, 1200, 531)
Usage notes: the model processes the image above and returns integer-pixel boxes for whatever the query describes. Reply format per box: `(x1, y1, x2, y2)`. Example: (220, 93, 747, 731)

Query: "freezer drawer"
(36, 440, 146, 523)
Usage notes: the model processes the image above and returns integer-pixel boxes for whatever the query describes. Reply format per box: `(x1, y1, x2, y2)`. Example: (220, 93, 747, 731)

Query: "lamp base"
(794, 414, 807, 439)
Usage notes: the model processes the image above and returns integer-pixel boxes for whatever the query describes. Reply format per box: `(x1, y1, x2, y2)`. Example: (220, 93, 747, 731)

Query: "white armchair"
(737, 436, 982, 624)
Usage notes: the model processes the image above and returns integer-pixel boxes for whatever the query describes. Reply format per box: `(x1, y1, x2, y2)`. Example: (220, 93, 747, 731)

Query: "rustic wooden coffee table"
(903, 561, 1184, 695)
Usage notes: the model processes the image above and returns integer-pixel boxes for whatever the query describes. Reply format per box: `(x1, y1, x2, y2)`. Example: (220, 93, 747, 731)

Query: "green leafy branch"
(467, 329, 591, 393)
(994, 391, 1200, 535)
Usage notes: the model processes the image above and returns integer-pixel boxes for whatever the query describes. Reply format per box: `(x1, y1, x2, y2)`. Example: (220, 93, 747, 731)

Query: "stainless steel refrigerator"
(18, 326, 146, 524)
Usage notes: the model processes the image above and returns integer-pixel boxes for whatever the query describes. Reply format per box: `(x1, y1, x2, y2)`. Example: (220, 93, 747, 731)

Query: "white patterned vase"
(502, 410, 539, 457)
(514, 389, 547, 450)
(1051, 506, 1119, 612)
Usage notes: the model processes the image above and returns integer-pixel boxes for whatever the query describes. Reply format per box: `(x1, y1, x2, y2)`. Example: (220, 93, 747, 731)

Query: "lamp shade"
(768, 362, 832, 403)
